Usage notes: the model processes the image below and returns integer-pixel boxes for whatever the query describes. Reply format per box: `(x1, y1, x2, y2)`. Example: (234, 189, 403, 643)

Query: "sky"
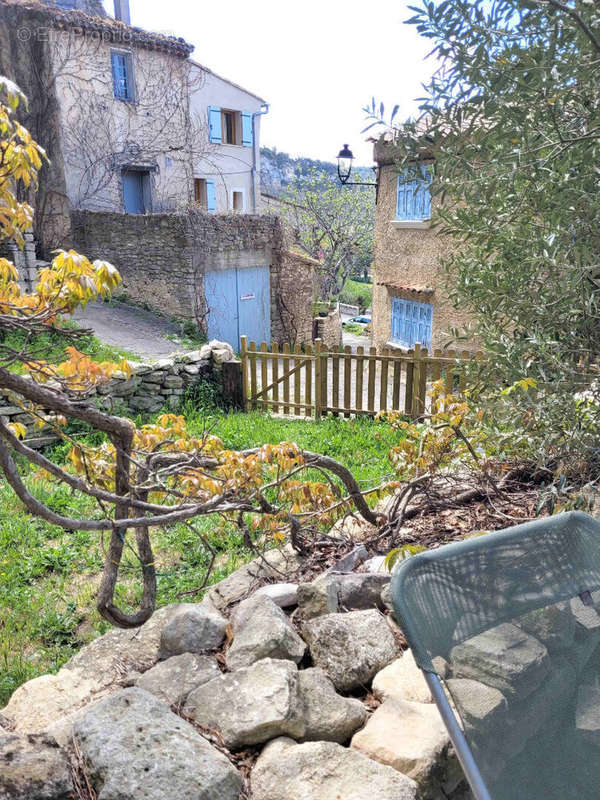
(110, 0, 433, 166)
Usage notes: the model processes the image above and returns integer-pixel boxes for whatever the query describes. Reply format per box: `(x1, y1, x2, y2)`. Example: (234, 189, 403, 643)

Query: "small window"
(194, 178, 207, 208)
(222, 110, 237, 145)
(232, 190, 244, 212)
(391, 297, 433, 349)
(396, 165, 432, 221)
(111, 51, 134, 102)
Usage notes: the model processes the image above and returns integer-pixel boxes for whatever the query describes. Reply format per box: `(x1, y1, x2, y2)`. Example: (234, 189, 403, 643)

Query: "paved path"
(73, 300, 193, 360)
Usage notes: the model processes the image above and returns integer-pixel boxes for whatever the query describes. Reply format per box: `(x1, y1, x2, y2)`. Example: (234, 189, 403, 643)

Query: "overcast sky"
(112, 0, 432, 166)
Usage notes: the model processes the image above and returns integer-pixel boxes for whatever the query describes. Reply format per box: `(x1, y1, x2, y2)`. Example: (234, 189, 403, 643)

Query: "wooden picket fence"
(240, 336, 480, 420)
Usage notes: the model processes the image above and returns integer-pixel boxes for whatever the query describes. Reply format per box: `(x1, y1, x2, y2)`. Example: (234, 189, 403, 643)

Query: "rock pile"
(0, 546, 472, 800)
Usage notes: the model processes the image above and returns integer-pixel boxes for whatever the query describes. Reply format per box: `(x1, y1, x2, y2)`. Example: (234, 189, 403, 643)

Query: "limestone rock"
(575, 683, 600, 747)
(184, 658, 304, 748)
(206, 545, 303, 611)
(226, 594, 306, 670)
(450, 623, 550, 699)
(336, 572, 390, 611)
(363, 555, 387, 573)
(297, 577, 339, 619)
(351, 698, 455, 796)
(298, 667, 367, 743)
(159, 601, 227, 658)
(372, 649, 433, 704)
(0, 732, 73, 800)
(446, 678, 507, 734)
(135, 653, 220, 707)
(74, 688, 241, 800)
(252, 737, 418, 800)
(254, 582, 299, 608)
(302, 610, 399, 691)
(517, 601, 575, 653)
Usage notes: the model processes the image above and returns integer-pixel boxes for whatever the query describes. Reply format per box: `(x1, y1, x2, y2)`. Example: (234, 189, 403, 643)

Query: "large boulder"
(159, 601, 228, 658)
(73, 688, 242, 800)
(302, 610, 399, 691)
(254, 583, 299, 608)
(575, 682, 600, 748)
(446, 678, 507, 736)
(206, 546, 303, 611)
(372, 650, 433, 704)
(517, 601, 575, 653)
(184, 658, 304, 748)
(135, 653, 220, 707)
(297, 667, 367, 743)
(450, 623, 550, 700)
(226, 594, 306, 670)
(1, 604, 184, 735)
(351, 698, 458, 798)
(0, 732, 73, 800)
(297, 572, 390, 620)
(251, 737, 418, 800)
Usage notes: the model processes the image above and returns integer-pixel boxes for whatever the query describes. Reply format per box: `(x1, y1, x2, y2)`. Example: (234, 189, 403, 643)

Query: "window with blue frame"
(396, 165, 433, 221)
(391, 297, 433, 349)
(111, 51, 134, 102)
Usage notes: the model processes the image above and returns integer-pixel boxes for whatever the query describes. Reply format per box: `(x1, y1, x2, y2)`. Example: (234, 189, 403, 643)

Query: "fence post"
(240, 336, 249, 411)
(405, 348, 415, 417)
(412, 343, 425, 419)
(314, 338, 322, 420)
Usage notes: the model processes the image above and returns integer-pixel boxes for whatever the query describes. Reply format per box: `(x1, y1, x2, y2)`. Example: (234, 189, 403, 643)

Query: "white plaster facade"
(189, 62, 267, 215)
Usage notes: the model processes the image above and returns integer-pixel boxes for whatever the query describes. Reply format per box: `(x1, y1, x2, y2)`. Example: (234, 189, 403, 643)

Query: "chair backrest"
(390, 511, 600, 800)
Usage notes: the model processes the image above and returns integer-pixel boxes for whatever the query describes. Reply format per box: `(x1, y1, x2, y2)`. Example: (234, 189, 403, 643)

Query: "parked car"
(349, 316, 371, 326)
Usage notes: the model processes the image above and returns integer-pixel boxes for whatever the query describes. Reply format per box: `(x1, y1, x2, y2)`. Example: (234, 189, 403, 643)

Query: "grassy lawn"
(0, 407, 400, 706)
(1, 321, 139, 373)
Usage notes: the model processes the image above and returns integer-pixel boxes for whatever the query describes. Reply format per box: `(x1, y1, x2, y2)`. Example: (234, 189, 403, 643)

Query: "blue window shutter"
(396, 167, 432, 220)
(111, 52, 131, 101)
(241, 112, 253, 147)
(206, 180, 217, 212)
(208, 107, 222, 144)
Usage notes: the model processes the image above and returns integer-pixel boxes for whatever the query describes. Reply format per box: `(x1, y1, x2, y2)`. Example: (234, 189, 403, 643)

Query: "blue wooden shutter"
(208, 107, 222, 144)
(206, 180, 217, 212)
(397, 167, 432, 220)
(111, 52, 131, 100)
(241, 112, 253, 147)
(391, 298, 403, 343)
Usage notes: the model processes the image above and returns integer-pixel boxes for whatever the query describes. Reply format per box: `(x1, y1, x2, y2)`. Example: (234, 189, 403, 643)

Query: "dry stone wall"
(0, 341, 234, 444)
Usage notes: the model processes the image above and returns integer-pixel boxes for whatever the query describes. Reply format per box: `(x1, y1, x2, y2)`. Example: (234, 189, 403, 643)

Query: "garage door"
(204, 266, 271, 349)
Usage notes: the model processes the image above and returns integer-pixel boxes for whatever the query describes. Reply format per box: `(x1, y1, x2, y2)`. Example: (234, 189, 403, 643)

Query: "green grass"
(0, 320, 139, 373)
(0, 406, 400, 706)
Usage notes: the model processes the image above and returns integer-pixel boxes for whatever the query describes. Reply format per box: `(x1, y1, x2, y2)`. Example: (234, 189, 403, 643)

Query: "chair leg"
(423, 671, 493, 800)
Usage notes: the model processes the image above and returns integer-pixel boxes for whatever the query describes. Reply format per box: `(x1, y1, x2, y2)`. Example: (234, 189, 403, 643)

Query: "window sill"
(391, 219, 431, 230)
(386, 340, 410, 352)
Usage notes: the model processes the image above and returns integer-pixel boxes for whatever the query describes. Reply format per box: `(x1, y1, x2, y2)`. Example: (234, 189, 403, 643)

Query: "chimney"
(114, 0, 130, 24)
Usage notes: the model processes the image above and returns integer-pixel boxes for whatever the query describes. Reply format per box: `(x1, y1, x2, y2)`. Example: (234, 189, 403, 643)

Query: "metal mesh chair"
(390, 511, 600, 800)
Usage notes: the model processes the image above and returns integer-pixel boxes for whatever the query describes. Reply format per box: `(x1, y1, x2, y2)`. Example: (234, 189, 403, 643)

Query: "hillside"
(261, 147, 375, 195)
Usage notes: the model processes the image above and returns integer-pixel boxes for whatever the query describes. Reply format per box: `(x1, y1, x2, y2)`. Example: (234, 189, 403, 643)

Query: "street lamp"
(337, 144, 354, 185)
(336, 144, 378, 188)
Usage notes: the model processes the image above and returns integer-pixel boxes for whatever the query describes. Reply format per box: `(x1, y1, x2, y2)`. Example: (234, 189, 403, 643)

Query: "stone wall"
(0, 341, 234, 445)
(277, 250, 317, 345)
(71, 210, 313, 346)
(314, 308, 342, 349)
(372, 162, 477, 352)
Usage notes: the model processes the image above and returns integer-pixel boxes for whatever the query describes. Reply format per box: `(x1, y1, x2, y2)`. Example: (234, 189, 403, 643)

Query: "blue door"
(205, 268, 239, 346)
(204, 266, 271, 348)
(123, 171, 145, 214)
(237, 266, 271, 345)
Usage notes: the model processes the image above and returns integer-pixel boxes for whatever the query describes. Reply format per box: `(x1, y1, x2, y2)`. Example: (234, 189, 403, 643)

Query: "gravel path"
(73, 300, 193, 360)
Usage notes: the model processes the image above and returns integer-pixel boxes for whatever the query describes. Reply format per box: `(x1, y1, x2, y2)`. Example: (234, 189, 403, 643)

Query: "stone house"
(0, 0, 314, 347)
(371, 139, 475, 352)
(189, 63, 267, 215)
